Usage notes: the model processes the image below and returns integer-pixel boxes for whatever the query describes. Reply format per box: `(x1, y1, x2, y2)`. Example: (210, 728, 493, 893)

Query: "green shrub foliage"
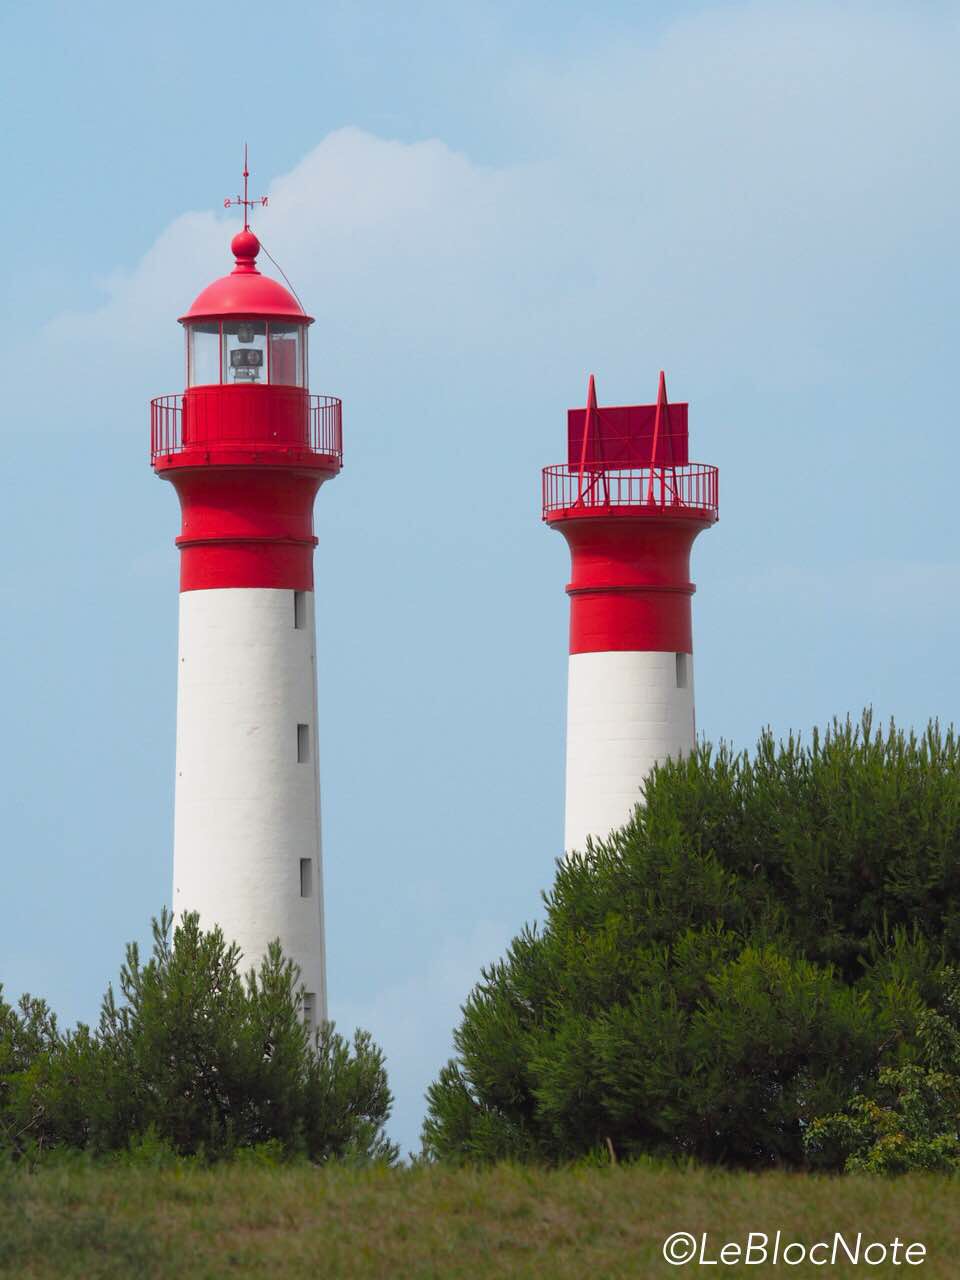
(0, 911, 397, 1164)
(804, 968, 960, 1173)
(423, 713, 960, 1168)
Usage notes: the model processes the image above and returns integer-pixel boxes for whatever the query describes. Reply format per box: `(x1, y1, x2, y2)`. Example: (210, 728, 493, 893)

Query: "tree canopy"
(1, 911, 396, 1165)
(424, 713, 960, 1168)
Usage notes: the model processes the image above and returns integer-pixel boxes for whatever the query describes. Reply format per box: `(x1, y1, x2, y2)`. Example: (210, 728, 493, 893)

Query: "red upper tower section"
(542, 373, 718, 654)
(151, 207, 342, 593)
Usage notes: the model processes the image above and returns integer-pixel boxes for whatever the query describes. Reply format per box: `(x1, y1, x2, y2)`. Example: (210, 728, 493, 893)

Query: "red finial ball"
(231, 228, 260, 269)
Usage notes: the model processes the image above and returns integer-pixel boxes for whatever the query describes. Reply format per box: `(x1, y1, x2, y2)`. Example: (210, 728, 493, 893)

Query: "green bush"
(423, 713, 960, 1168)
(0, 911, 397, 1165)
(804, 968, 960, 1173)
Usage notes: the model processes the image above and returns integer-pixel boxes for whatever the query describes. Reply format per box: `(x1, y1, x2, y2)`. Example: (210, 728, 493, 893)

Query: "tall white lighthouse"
(150, 169, 340, 1027)
(542, 372, 718, 853)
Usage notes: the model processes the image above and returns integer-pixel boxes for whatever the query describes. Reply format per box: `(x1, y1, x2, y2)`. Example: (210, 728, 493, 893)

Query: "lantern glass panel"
(268, 323, 304, 387)
(222, 320, 267, 384)
(187, 322, 220, 387)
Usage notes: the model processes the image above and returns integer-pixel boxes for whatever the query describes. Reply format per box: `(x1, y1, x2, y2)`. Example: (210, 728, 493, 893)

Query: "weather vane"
(224, 144, 268, 231)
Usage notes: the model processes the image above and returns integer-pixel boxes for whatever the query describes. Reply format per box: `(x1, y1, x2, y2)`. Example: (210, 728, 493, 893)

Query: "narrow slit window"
(300, 858, 313, 898)
(675, 653, 688, 689)
(294, 590, 307, 630)
(297, 723, 310, 763)
(302, 992, 316, 1032)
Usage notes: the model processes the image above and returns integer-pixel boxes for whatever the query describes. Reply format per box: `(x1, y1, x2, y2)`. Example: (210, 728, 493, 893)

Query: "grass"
(1, 1161, 958, 1278)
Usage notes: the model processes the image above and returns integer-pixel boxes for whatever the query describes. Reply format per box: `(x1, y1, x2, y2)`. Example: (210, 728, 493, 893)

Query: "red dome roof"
(179, 230, 313, 324)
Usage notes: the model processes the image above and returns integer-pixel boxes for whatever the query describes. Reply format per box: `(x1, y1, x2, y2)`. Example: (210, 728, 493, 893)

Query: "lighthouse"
(542, 373, 718, 853)
(150, 162, 340, 1027)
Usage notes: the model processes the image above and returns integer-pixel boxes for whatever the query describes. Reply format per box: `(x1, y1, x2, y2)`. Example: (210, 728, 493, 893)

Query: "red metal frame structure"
(546, 370, 717, 523)
(542, 372, 718, 654)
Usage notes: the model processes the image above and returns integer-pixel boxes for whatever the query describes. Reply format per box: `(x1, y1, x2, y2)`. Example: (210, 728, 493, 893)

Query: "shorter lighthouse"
(542, 373, 718, 853)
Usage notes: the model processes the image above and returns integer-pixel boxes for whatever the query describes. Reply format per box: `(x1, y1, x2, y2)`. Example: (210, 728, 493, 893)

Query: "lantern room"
(151, 226, 342, 472)
(185, 318, 307, 388)
(180, 229, 312, 389)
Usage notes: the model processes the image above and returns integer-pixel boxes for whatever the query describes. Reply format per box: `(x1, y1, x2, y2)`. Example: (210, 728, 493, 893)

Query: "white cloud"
(23, 5, 960, 428)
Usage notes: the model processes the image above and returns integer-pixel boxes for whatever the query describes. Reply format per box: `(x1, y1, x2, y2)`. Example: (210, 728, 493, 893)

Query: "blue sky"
(2, 0, 959, 1155)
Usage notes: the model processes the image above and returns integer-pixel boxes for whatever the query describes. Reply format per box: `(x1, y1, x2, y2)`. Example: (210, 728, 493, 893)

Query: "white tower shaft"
(173, 588, 326, 1022)
(564, 649, 696, 853)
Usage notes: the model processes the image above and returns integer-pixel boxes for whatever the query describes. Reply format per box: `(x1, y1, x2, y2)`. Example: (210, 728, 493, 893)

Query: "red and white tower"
(150, 165, 340, 1027)
(542, 373, 718, 853)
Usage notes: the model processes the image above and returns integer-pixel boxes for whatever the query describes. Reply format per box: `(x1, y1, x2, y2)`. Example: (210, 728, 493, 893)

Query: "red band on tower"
(163, 462, 327, 592)
(559, 515, 703, 653)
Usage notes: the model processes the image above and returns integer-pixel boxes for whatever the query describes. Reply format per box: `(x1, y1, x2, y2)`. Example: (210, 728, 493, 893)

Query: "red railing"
(542, 463, 718, 519)
(309, 395, 343, 461)
(150, 394, 343, 464)
(150, 395, 182, 459)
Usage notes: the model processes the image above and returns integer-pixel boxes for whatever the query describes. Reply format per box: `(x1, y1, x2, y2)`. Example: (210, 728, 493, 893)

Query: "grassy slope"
(1, 1163, 957, 1279)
